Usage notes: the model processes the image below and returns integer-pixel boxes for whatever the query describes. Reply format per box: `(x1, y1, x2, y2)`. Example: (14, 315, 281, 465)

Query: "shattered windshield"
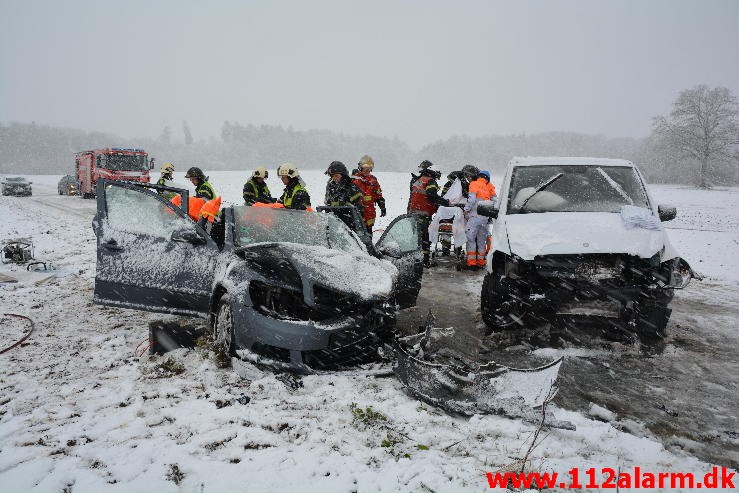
(507, 165, 650, 214)
(233, 207, 364, 254)
(101, 153, 149, 171)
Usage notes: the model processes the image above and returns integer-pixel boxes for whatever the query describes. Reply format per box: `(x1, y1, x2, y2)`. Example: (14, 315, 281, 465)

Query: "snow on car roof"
(510, 156, 634, 167)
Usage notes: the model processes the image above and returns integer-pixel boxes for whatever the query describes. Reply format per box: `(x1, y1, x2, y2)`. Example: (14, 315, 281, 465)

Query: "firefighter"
(352, 155, 386, 233)
(324, 161, 363, 210)
(277, 162, 311, 210)
(243, 166, 275, 205)
(464, 170, 497, 269)
(408, 160, 449, 267)
(157, 162, 175, 188)
(441, 164, 480, 198)
(184, 167, 216, 201)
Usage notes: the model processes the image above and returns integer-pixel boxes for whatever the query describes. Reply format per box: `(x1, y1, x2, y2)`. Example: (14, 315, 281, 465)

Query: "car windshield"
(233, 207, 365, 254)
(101, 153, 149, 171)
(507, 165, 650, 214)
(6, 177, 26, 182)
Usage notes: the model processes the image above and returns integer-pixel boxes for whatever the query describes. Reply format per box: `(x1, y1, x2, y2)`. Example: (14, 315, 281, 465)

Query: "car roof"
(509, 157, 635, 167)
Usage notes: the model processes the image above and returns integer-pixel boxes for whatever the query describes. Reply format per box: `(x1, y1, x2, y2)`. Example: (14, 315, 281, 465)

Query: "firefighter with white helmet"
(243, 166, 275, 205)
(277, 163, 311, 210)
(157, 162, 175, 188)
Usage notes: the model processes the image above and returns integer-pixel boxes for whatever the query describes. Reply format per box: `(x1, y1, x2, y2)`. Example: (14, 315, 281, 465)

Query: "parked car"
(477, 157, 694, 339)
(1, 177, 32, 196)
(92, 180, 423, 370)
(58, 175, 80, 195)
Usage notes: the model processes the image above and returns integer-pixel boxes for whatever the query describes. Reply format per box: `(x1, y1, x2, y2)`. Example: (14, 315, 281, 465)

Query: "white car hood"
(503, 212, 670, 260)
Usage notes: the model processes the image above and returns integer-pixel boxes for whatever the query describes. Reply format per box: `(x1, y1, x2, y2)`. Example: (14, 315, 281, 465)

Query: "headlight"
(667, 258, 693, 289)
(249, 281, 308, 320)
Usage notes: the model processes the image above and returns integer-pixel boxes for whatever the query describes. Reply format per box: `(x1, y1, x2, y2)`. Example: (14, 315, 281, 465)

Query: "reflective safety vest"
(281, 182, 310, 210)
(408, 175, 439, 217)
(468, 178, 496, 201)
(195, 181, 216, 201)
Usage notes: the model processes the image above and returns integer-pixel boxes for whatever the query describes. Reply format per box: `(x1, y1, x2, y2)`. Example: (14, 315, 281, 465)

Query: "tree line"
(1, 85, 736, 186)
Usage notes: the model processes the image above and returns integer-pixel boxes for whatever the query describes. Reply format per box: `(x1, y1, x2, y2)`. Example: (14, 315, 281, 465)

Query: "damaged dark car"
(92, 180, 423, 370)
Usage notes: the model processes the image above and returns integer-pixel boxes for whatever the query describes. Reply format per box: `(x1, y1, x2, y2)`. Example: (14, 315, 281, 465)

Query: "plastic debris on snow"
(620, 205, 663, 230)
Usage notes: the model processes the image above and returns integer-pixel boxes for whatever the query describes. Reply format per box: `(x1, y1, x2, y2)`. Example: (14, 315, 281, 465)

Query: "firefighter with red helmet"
(408, 160, 449, 267)
(352, 155, 386, 233)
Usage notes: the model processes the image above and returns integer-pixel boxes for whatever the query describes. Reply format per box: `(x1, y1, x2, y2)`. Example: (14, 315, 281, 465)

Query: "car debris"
(2, 238, 34, 264)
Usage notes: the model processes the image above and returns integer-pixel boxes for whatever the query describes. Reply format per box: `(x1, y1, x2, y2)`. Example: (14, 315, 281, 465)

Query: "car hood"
(264, 243, 398, 301)
(503, 212, 670, 260)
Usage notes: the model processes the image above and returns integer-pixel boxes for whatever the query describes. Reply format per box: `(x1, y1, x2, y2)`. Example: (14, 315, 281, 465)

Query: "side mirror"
(149, 158, 155, 170)
(477, 200, 498, 219)
(171, 229, 206, 245)
(658, 205, 676, 222)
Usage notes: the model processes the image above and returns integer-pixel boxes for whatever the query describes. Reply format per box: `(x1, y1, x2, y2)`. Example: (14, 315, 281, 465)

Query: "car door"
(92, 180, 220, 317)
(375, 214, 423, 309)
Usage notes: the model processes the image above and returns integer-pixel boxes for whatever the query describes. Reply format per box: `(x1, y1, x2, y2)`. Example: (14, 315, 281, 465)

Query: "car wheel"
(213, 294, 236, 356)
(481, 271, 525, 331)
(636, 300, 671, 340)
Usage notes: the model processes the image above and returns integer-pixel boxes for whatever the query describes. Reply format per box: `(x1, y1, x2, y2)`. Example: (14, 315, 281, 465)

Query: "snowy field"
(1, 171, 737, 492)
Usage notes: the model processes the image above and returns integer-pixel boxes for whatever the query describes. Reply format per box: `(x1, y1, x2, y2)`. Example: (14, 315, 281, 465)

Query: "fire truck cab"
(75, 148, 153, 198)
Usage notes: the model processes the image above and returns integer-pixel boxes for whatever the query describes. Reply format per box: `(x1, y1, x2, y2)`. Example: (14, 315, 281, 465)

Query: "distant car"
(477, 157, 694, 339)
(92, 180, 424, 370)
(1, 177, 32, 196)
(58, 175, 80, 196)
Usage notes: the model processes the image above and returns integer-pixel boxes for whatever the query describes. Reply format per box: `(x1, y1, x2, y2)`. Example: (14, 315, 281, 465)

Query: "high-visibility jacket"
(243, 178, 274, 205)
(353, 173, 385, 227)
(325, 177, 363, 209)
(171, 195, 206, 221)
(468, 178, 496, 201)
(408, 175, 442, 217)
(279, 180, 311, 210)
(195, 181, 216, 201)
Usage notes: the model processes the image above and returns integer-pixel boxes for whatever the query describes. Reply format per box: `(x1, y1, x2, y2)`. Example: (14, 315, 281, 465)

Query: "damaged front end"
(485, 250, 694, 338)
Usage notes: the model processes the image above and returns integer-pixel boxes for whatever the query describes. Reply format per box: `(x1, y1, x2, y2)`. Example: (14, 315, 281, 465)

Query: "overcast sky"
(1, 0, 737, 148)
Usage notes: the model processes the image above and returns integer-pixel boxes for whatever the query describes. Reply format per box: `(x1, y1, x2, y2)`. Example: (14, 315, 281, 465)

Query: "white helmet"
(253, 166, 268, 179)
(358, 155, 374, 170)
(160, 162, 175, 173)
(277, 162, 299, 178)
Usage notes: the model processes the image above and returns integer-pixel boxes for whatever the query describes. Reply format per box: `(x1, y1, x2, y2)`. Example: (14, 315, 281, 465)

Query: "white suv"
(477, 157, 693, 339)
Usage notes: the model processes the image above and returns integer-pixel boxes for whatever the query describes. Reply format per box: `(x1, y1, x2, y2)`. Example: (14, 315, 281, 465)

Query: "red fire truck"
(75, 148, 154, 198)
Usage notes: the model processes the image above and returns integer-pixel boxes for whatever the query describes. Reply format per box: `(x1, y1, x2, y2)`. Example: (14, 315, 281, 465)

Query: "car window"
(507, 165, 650, 214)
(376, 216, 419, 254)
(233, 206, 364, 254)
(105, 184, 193, 238)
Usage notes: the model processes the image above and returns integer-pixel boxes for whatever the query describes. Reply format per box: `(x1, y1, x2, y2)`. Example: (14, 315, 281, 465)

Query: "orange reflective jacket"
(170, 195, 206, 221)
(468, 178, 496, 201)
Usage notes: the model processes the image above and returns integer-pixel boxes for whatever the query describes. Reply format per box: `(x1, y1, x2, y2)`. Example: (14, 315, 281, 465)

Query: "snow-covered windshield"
(100, 153, 148, 171)
(5, 177, 27, 182)
(507, 165, 650, 214)
(233, 206, 364, 254)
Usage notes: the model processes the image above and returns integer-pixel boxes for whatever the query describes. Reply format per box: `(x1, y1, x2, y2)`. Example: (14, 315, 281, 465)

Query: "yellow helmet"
(358, 155, 374, 170)
(253, 166, 268, 179)
(277, 162, 299, 178)
(160, 162, 175, 173)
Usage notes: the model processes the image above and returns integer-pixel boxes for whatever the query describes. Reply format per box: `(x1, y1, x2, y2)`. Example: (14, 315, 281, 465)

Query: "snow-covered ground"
(1, 172, 737, 492)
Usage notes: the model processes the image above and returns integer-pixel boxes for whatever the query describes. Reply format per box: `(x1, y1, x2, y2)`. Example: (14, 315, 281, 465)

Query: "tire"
(636, 301, 671, 340)
(213, 294, 236, 356)
(480, 271, 525, 331)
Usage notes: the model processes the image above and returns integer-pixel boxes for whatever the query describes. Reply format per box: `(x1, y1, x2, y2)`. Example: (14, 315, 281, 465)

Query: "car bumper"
(232, 304, 390, 368)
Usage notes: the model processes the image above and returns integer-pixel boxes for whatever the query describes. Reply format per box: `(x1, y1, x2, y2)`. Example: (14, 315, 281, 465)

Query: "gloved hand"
(377, 199, 387, 217)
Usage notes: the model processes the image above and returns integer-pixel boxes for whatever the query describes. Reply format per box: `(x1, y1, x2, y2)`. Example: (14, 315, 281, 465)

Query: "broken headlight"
(249, 281, 308, 320)
(666, 257, 693, 289)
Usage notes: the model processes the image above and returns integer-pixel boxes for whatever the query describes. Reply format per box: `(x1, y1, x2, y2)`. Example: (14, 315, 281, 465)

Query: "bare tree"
(654, 85, 739, 188)
(182, 120, 194, 145)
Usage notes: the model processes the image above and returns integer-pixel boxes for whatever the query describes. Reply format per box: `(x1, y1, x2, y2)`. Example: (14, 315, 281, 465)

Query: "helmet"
(184, 167, 205, 181)
(418, 160, 434, 170)
(461, 164, 480, 178)
(478, 170, 491, 181)
(358, 155, 374, 170)
(325, 161, 348, 176)
(277, 162, 300, 178)
(160, 162, 175, 174)
(253, 166, 268, 179)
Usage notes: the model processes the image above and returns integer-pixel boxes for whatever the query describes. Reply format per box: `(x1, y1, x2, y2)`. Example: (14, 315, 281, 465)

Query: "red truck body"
(75, 148, 153, 197)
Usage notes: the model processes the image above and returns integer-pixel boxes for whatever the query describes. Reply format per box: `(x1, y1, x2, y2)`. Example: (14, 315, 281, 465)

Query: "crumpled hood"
(270, 243, 398, 301)
(504, 212, 668, 260)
